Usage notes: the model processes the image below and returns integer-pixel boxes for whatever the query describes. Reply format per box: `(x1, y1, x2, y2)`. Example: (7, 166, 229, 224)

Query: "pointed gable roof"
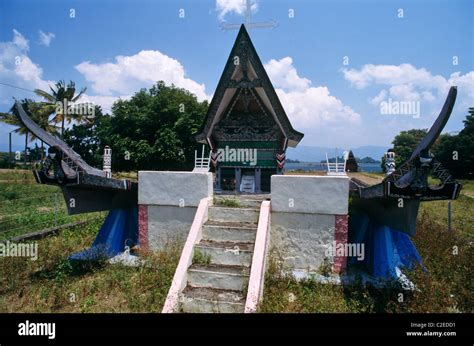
(195, 24, 303, 148)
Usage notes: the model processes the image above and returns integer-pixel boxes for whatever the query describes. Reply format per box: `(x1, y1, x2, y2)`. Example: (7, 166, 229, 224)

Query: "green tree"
(64, 81, 209, 172)
(391, 129, 428, 166)
(0, 99, 59, 165)
(101, 82, 208, 171)
(63, 106, 105, 169)
(34, 80, 88, 137)
(383, 108, 474, 179)
(435, 108, 474, 179)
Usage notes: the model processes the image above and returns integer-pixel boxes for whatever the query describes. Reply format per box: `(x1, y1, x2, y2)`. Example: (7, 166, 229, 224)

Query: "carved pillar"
(235, 167, 242, 193)
(385, 150, 396, 176)
(255, 168, 261, 193)
(103, 146, 112, 179)
(215, 165, 222, 191)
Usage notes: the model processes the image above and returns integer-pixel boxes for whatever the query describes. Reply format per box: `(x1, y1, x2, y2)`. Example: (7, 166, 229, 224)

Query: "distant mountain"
(287, 145, 388, 162)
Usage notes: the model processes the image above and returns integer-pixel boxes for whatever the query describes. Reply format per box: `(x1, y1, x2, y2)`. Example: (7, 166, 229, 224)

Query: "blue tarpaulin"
(349, 213, 423, 279)
(70, 207, 138, 261)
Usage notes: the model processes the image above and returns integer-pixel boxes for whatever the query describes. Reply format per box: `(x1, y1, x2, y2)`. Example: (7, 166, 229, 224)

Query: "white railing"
(245, 200, 271, 313)
(194, 145, 210, 172)
(325, 152, 347, 176)
(162, 197, 212, 313)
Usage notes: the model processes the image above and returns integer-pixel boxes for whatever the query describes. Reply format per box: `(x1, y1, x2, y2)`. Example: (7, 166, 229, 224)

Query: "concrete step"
(180, 286, 245, 313)
(208, 206, 259, 223)
(214, 197, 262, 209)
(188, 264, 250, 291)
(202, 220, 257, 243)
(239, 199, 263, 208)
(194, 240, 254, 267)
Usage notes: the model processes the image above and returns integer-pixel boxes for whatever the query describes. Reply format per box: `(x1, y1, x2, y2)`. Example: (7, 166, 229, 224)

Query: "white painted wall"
(138, 171, 213, 251)
(271, 175, 349, 215)
(270, 175, 350, 278)
(139, 171, 213, 207)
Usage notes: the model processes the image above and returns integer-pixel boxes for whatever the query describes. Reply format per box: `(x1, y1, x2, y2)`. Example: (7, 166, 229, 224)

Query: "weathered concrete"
(194, 241, 254, 267)
(271, 175, 349, 215)
(139, 171, 213, 207)
(270, 212, 335, 274)
(138, 171, 213, 252)
(162, 197, 212, 313)
(269, 174, 350, 278)
(334, 214, 349, 273)
(180, 287, 245, 313)
(202, 223, 257, 243)
(166, 192, 267, 313)
(208, 206, 259, 223)
(188, 265, 249, 291)
(147, 205, 196, 250)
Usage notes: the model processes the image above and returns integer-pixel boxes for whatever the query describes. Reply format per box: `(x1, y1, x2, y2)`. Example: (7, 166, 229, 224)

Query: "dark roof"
(195, 24, 303, 148)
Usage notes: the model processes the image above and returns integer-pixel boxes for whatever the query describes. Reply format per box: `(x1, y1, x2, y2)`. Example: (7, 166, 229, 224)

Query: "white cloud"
(75, 50, 210, 102)
(342, 63, 474, 107)
(264, 57, 310, 92)
(216, 0, 257, 21)
(342, 63, 474, 146)
(370, 89, 387, 105)
(38, 30, 55, 47)
(264, 57, 361, 146)
(12, 29, 29, 50)
(0, 29, 53, 106)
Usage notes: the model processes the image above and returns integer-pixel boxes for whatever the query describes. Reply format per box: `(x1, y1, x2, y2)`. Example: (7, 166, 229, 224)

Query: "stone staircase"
(179, 197, 262, 313)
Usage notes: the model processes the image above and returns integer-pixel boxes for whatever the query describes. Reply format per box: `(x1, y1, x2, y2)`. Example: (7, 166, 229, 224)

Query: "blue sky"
(1, 0, 473, 153)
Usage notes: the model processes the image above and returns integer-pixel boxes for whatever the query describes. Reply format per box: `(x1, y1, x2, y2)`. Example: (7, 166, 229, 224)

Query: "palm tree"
(0, 99, 60, 165)
(34, 80, 88, 137)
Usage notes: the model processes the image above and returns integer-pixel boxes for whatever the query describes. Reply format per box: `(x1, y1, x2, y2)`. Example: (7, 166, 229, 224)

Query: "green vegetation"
(1, 169, 472, 313)
(260, 211, 473, 313)
(33, 80, 88, 137)
(382, 108, 474, 179)
(192, 249, 211, 266)
(0, 219, 180, 312)
(435, 107, 474, 179)
(0, 169, 104, 241)
(0, 81, 91, 169)
(260, 183, 473, 313)
(63, 82, 209, 172)
(214, 197, 242, 208)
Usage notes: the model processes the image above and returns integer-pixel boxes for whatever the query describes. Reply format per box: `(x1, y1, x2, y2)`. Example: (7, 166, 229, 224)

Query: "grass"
(192, 249, 211, 266)
(1, 168, 471, 313)
(0, 169, 36, 182)
(0, 219, 180, 312)
(214, 197, 242, 208)
(0, 169, 104, 240)
(259, 197, 473, 313)
(0, 169, 179, 312)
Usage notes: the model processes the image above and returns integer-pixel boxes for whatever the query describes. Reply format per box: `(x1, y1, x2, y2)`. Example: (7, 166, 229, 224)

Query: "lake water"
(285, 162, 382, 173)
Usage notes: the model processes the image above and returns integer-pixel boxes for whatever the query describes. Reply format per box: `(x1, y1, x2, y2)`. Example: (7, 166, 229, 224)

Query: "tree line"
(1, 81, 208, 171)
(1, 79, 472, 179)
(382, 107, 474, 179)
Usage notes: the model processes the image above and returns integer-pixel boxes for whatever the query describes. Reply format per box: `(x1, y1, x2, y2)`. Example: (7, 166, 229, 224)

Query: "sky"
(0, 0, 473, 153)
